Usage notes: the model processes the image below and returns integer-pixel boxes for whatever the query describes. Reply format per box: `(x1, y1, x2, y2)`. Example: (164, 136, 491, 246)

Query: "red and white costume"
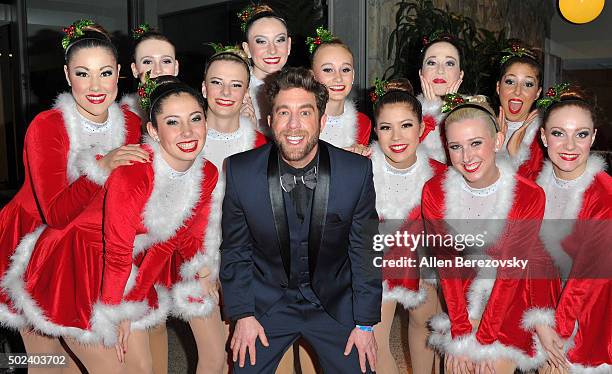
(501, 116, 545, 181)
(202, 116, 267, 170)
(0, 93, 141, 333)
(120, 93, 146, 120)
(418, 94, 448, 164)
(102, 138, 219, 333)
(371, 143, 443, 309)
(524, 155, 612, 373)
(422, 160, 556, 371)
(319, 100, 371, 147)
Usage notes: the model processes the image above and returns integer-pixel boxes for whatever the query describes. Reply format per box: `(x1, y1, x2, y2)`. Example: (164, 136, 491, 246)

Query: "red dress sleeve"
(422, 176, 474, 338)
(26, 112, 104, 229)
(356, 112, 372, 146)
(101, 162, 152, 304)
(516, 139, 545, 181)
(254, 131, 268, 148)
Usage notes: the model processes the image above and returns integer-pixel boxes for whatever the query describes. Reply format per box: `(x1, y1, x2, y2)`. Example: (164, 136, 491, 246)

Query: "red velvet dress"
(0, 93, 140, 330)
(319, 100, 371, 147)
(533, 156, 612, 372)
(418, 94, 447, 163)
(371, 143, 444, 309)
(422, 160, 558, 371)
(103, 139, 219, 334)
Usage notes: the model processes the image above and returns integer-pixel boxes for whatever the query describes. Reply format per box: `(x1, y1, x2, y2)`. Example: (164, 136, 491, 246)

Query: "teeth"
(177, 141, 196, 149)
(464, 162, 480, 171)
(390, 145, 407, 151)
(560, 153, 578, 160)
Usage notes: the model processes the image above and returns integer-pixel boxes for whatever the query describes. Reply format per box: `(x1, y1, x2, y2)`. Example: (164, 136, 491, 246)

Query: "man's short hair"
(265, 67, 329, 119)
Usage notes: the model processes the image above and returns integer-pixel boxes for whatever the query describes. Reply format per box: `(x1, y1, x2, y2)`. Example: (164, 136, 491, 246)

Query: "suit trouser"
(232, 289, 373, 373)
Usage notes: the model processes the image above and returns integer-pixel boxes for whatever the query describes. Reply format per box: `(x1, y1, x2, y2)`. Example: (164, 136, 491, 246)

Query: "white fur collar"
(132, 137, 206, 255)
(417, 93, 447, 127)
(119, 93, 145, 120)
(319, 99, 358, 148)
(537, 155, 606, 276)
(54, 92, 126, 183)
(417, 94, 448, 163)
(371, 142, 432, 222)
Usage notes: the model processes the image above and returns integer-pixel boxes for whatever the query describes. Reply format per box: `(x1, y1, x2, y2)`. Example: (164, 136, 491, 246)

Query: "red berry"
(422, 37, 429, 45)
(369, 92, 377, 102)
(546, 88, 555, 97)
(138, 87, 146, 97)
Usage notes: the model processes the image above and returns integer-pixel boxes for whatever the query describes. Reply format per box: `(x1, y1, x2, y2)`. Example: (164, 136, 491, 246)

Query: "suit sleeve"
(101, 165, 149, 304)
(219, 158, 257, 321)
(26, 116, 104, 229)
(421, 181, 474, 338)
(349, 160, 382, 325)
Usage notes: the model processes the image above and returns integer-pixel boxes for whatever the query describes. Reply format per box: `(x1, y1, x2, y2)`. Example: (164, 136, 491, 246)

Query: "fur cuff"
(521, 307, 555, 331)
(0, 303, 26, 330)
(429, 312, 451, 333)
(91, 301, 148, 346)
(170, 279, 217, 321)
(74, 148, 110, 186)
(382, 281, 427, 310)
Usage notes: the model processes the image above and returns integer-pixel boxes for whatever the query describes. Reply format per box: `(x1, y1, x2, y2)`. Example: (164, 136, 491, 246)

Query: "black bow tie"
(280, 166, 317, 192)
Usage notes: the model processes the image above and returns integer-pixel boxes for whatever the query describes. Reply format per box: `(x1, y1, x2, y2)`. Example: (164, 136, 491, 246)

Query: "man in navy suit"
(220, 67, 381, 373)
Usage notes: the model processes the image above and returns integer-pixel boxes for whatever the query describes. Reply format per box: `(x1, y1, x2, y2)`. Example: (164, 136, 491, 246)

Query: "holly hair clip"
(441, 93, 466, 113)
(305, 27, 335, 54)
(369, 78, 389, 104)
(132, 23, 151, 40)
(61, 19, 95, 49)
(237, 5, 256, 32)
(536, 82, 570, 110)
(500, 41, 537, 65)
(421, 30, 454, 52)
(137, 71, 159, 111)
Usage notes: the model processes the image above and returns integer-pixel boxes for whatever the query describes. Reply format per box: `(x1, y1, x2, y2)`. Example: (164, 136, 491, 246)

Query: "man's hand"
(344, 327, 377, 373)
(230, 316, 269, 368)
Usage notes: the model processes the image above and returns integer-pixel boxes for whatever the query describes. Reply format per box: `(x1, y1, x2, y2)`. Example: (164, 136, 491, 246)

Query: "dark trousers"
(232, 289, 373, 373)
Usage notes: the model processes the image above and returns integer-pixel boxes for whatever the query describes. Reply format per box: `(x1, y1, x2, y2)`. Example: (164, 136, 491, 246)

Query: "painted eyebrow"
(74, 65, 114, 71)
(139, 55, 174, 61)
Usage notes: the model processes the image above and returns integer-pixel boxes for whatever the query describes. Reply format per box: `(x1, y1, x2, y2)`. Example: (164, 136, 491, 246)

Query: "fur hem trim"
(130, 285, 171, 331)
(119, 93, 145, 119)
(512, 116, 541, 168)
(170, 279, 217, 321)
(538, 155, 607, 275)
(569, 363, 612, 373)
(133, 136, 206, 256)
(382, 280, 427, 309)
(521, 307, 555, 331)
(319, 99, 358, 148)
(54, 92, 126, 184)
(428, 313, 548, 371)
(467, 277, 495, 320)
(91, 301, 148, 346)
(0, 302, 26, 329)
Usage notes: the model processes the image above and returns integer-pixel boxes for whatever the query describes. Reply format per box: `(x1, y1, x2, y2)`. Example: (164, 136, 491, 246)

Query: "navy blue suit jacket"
(220, 141, 381, 327)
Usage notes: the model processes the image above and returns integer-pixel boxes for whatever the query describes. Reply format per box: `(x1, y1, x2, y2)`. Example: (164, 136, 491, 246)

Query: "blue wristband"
(356, 324, 373, 332)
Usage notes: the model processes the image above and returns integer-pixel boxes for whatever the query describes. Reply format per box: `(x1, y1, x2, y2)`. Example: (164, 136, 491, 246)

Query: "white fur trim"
(382, 280, 427, 309)
(537, 155, 606, 277)
(319, 99, 358, 148)
(428, 313, 548, 371)
(132, 137, 206, 256)
(171, 175, 225, 320)
(417, 94, 447, 163)
(0, 303, 25, 329)
(1, 225, 120, 344)
(511, 116, 541, 168)
(119, 93, 145, 119)
(54, 92, 126, 184)
(90, 300, 148, 346)
(131, 285, 171, 331)
(570, 363, 612, 373)
(466, 277, 495, 320)
(521, 307, 555, 331)
(371, 143, 432, 223)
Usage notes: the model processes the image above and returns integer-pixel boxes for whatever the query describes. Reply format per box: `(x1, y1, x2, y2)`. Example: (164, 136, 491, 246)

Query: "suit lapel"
(267, 145, 291, 278)
(308, 141, 330, 275)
